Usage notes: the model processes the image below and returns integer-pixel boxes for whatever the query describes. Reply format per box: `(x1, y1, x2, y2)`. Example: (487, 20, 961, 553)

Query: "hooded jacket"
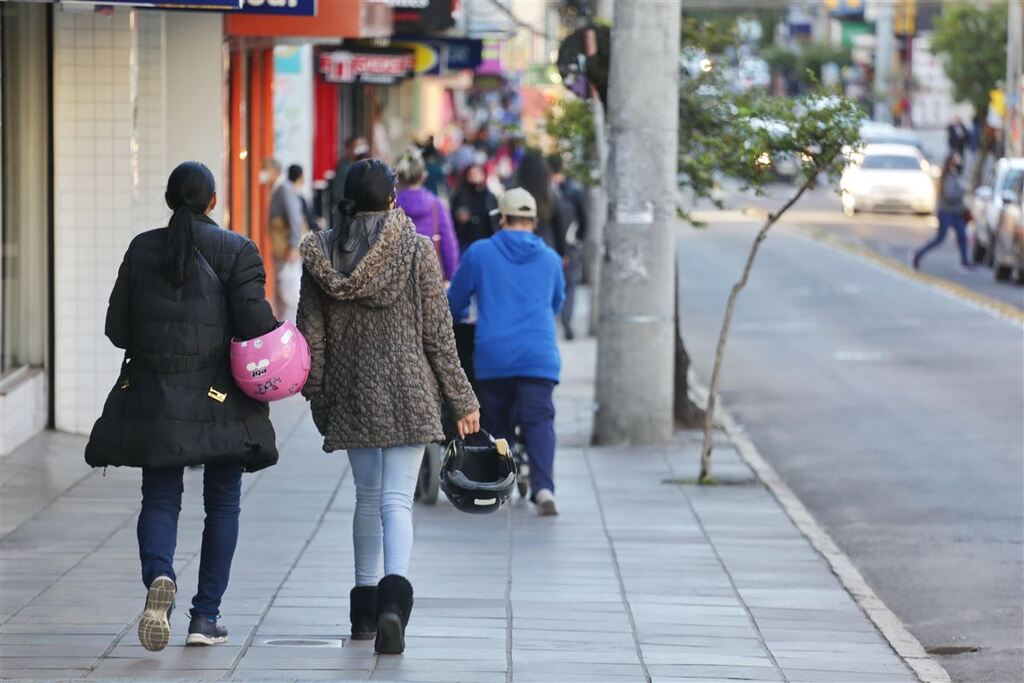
(297, 209, 478, 452)
(85, 215, 279, 471)
(395, 187, 460, 280)
(447, 229, 565, 382)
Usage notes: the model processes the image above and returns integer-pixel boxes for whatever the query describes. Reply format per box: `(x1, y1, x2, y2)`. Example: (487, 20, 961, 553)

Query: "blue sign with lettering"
(238, 0, 316, 15)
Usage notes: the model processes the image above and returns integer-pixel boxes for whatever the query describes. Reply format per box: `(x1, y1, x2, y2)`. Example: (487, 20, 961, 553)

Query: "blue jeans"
(346, 445, 424, 586)
(137, 463, 242, 618)
(915, 210, 969, 266)
(476, 377, 557, 497)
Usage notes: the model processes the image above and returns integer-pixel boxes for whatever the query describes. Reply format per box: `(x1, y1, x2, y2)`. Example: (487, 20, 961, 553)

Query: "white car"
(840, 144, 936, 215)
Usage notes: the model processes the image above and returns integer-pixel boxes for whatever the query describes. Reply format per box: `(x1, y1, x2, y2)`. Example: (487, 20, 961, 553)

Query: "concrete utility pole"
(873, 0, 894, 123)
(594, 0, 680, 445)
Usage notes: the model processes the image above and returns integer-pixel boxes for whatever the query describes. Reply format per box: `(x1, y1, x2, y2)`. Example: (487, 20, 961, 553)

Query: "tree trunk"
(699, 175, 816, 482)
(673, 263, 705, 429)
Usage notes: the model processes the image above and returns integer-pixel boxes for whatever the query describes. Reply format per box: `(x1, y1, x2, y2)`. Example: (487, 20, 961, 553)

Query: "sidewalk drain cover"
(926, 645, 979, 656)
(262, 639, 342, 648)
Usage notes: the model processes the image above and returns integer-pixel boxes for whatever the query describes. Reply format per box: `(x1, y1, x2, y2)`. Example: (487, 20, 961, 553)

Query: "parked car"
(840, 144, 936, 215)
(969, 157, 1024, 265)
(991, 172, 1024, 282)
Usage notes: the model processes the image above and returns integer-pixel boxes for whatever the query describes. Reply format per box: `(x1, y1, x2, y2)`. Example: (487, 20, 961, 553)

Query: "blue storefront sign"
(390, 36, 482, 75)
(237, 0, 316, 16)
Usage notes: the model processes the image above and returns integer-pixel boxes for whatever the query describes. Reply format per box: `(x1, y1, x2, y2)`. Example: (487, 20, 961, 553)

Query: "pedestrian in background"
(419, 135, 448, 197)
(947, 116, 969, 158)
(288, 164, 321, 232)
(85, 161, 279, 652)
(450, 163, 498, 253)
(297, 159, 479, 655)
(548, 154, 589, 340)
(266, 158, 306, 321)
(447, 188, 565, 516)
(513, 150, 565, 256)
(912, 152, 972, 272)
(395, 147, 460, 281)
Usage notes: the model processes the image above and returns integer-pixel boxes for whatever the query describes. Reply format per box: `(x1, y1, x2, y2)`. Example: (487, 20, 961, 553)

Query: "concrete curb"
(688, 375, 952, 683)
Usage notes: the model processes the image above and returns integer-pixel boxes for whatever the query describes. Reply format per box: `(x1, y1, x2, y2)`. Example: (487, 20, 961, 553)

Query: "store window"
(1, 2, 51, 377)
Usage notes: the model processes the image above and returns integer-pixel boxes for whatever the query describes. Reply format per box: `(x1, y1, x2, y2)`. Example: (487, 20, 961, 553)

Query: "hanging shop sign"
(385, 0, 454, 34)
(389, 37, 483, 75)
(319, 48, 415, 85)
(238, 0, 316, 15)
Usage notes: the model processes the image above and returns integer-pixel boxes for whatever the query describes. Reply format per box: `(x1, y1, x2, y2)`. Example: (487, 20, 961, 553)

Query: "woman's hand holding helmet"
(456, 410, 481, 439)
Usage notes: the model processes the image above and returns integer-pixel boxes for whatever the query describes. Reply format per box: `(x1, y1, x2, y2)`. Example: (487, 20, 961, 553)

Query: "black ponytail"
(336, 159, 396, 234)
(163, 161, 216, 288)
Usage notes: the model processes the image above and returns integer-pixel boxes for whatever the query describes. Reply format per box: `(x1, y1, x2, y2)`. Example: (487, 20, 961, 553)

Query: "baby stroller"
(416, 322, 530, 504)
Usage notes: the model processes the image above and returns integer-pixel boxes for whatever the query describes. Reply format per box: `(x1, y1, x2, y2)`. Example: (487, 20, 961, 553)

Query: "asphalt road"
(676, 195, 1024, 682)
(716, 180, 1024, 311)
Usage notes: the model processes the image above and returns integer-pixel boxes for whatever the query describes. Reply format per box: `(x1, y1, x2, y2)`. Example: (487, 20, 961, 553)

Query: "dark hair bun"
(337, 198, 358, 217)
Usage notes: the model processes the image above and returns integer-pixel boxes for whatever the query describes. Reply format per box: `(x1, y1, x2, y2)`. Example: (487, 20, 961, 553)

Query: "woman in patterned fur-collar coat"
(297, 159, 479, 655)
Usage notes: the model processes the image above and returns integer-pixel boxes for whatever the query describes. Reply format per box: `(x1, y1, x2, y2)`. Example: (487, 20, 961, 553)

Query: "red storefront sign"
(318, 49, 415, 85)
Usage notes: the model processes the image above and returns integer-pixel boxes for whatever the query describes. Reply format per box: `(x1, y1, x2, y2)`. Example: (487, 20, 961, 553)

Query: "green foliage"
(544, 97, 598, 187)
(931, 2, 1008, 116)
(678, 71, 862, 223)
(762, 43, 850, 81)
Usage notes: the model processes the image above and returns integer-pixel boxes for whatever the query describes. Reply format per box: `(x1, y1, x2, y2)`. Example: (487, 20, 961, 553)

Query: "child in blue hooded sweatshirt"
(447, 188, 565, 515)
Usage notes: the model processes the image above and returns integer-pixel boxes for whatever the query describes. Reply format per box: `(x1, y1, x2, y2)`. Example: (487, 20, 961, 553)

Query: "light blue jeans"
(346, 445, 424, 586)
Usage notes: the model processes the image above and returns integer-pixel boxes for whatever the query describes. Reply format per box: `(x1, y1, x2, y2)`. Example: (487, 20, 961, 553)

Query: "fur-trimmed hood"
(300, 208, 418, 309)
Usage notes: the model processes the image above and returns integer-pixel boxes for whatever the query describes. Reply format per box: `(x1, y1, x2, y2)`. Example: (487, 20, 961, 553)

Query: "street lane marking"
(688, 373, 952, 683)
(833, 350, 890, 361)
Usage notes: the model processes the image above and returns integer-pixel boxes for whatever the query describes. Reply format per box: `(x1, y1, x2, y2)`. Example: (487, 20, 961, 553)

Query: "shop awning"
(226, 0, 391, 38)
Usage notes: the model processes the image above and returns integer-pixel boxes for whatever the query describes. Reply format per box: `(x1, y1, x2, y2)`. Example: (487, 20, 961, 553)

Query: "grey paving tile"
(645, 664, 783, 681)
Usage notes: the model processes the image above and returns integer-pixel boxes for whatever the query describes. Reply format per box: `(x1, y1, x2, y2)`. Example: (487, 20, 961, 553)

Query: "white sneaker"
(534, 489, 558, 516)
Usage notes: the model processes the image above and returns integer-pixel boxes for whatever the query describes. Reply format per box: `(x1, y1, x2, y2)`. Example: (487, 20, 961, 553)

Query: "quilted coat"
(297, 208, 478, 452)
(85, 214, 280, 471)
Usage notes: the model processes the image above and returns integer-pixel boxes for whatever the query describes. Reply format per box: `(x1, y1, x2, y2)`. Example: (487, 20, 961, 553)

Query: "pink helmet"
(229, 320, 311, 402)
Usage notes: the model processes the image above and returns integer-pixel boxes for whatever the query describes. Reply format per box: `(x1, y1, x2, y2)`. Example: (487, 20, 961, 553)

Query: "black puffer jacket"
(85, 215, 279, 471)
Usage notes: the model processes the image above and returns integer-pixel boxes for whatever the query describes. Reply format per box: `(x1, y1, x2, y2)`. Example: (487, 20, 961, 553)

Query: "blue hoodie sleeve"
(552, 255, 566, 315)
(447, 245, 476, 321)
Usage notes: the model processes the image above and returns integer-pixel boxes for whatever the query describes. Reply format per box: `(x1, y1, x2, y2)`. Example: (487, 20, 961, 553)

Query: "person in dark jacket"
(450, 163, 499, 252)
(513, 150, 565, 256)
(548, 155, 589, 340)
(912, 153, 971, 271)
(297, 159, 479, 656)
(85, 161, 279, 653)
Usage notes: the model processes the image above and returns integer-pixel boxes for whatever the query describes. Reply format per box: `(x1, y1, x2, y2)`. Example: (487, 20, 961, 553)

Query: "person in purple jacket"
(395, 148, 459, 281)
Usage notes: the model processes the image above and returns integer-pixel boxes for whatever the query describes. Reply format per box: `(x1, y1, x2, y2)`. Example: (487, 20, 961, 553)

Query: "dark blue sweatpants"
(476, 377, 557, 497)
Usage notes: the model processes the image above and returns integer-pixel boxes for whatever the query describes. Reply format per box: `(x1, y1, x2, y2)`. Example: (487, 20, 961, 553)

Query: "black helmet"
(440, 431, 517, 514)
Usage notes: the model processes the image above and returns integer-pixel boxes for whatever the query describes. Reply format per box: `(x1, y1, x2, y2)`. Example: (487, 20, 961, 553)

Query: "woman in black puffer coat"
(85, 162, 278, 653)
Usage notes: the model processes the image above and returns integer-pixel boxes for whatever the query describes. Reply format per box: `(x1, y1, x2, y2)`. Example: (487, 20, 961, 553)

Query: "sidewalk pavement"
(1, 334, 922, 682)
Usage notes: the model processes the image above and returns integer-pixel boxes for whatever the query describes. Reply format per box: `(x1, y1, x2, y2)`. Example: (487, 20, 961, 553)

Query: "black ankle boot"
(350, 586, 378, 640)
(374, 575, 413, 654)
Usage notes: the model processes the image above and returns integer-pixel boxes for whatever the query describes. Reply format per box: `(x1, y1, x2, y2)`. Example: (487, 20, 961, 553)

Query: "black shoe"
(375, 575, 413, 655)
(186, 612, 228, 646)
(350, 585, 378, 640)
(138, 576, 175, 652)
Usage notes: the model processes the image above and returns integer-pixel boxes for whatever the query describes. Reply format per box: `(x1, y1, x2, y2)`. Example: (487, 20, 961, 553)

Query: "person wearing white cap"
(447, 188, 566, 515)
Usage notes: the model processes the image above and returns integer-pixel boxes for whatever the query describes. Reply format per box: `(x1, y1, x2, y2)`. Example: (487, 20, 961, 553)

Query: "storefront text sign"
(319, 49, 415, 85)
(240, 0, 315, 15)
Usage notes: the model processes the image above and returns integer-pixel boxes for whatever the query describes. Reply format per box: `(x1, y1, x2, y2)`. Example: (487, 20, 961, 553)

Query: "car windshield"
(860, 155, 922, 170)
(998, 168, 1023, 191)
(864, 135, 923, 151)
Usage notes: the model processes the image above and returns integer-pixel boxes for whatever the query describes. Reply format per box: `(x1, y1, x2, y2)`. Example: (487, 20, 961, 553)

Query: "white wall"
(166, 13, 225, 225)
(273, 44, 313, 191)
(52, 7, 169, 435)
